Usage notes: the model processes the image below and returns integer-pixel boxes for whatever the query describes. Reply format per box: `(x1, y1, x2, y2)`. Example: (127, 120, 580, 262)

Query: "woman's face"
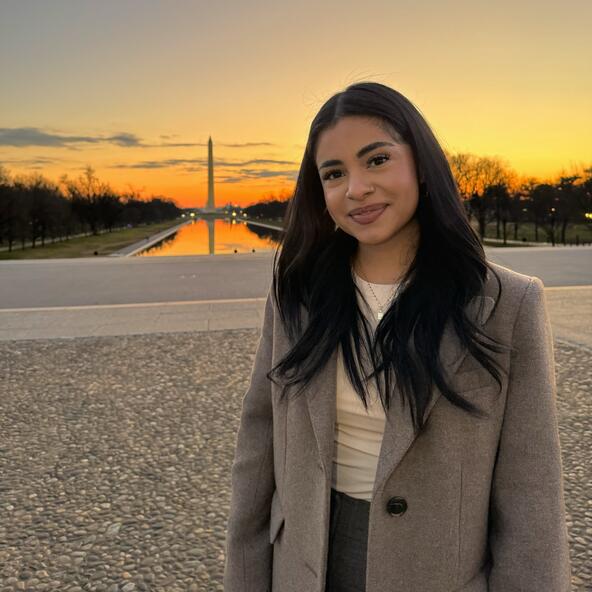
(315, 115, 420, 247)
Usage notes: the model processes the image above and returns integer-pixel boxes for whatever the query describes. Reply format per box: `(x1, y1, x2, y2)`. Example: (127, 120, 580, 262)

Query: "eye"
(322, 169, 341, 181)
(321, 154, 390, 182)
(370, 154, 389, 167)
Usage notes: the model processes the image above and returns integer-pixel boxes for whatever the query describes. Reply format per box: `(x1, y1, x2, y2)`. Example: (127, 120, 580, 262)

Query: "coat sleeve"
(223, 288, 276, 592)
(487, 276, 572, 590)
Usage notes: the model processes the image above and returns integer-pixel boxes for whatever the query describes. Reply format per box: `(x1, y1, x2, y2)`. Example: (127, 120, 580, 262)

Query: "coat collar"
(303, 291, 496, 500)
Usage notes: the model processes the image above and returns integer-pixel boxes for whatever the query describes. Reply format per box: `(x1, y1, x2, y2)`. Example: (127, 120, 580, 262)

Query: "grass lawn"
(0, 220, 182, 260)
(478, 221, 591, 244)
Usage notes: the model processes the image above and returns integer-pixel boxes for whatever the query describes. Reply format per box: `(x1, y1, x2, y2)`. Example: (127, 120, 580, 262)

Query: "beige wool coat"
(223, 261, 572, 592)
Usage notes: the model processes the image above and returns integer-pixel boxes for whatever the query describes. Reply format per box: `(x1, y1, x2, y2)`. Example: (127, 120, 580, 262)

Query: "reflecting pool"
(135, 217, 282, 257)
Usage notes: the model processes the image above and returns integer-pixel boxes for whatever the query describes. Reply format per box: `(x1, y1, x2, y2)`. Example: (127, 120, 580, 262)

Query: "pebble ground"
(0, 331, 590, 591)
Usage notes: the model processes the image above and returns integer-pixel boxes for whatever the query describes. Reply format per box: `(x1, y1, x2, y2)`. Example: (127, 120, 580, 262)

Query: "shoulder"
(484, 260, 547, 330)
(485, 260, 543, 293)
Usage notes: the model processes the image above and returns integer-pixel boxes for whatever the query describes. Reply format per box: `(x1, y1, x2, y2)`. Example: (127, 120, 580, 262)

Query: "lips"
(349, 204, 388, 225)
(349, 203, 388, 216)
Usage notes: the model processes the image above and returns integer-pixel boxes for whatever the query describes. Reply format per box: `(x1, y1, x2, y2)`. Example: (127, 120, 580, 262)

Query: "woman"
(223, 82, 571, 592)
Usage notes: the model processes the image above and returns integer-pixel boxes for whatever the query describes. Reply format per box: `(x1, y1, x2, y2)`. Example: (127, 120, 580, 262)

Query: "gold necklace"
(352, 259, 400, 320)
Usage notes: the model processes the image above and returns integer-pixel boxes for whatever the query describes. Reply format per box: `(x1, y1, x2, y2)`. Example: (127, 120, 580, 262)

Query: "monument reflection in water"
(137, 136, 284, 256)
(136, 218, 282, 257)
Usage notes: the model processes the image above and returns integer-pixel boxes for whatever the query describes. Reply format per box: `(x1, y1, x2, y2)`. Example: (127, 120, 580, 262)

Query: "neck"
(352, 218, 419, 284)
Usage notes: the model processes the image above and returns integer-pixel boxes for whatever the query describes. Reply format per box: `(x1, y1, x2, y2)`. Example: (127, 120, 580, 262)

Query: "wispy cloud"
(110, 157, 297, 170)
(219, 158, 297, 167)
(0, 127, 144, 148)
(110, 158, 204, 169)
(109, 133, 143, 147)
(0, 156, 63, 166)
(0, 127, 279, 150)
(219, 169, 299, 183)
(110, 157, 298, 183)
(0, 129, 297, 183)
(219, 142, 276, 148)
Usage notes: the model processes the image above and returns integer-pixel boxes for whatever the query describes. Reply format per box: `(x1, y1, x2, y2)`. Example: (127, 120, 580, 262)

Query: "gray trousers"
(325, 487, 371, 592)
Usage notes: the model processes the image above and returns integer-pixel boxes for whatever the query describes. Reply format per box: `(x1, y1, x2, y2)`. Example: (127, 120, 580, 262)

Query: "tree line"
(2, 154, 591, 251)
(448, 153, 592, 245)
(0, 165, 182, 252)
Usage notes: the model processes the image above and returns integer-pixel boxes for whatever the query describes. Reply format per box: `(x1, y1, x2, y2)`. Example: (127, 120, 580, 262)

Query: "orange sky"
(1, 0, 590, 208)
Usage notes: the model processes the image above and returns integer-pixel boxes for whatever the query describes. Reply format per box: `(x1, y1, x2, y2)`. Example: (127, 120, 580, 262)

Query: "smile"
(349, 204, 388, 225)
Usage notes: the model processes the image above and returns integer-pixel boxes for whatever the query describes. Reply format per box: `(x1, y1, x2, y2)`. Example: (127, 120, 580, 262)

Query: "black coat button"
(387, 496, 407, 516)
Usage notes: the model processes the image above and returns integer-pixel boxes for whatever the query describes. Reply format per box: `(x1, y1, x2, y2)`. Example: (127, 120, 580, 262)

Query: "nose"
(346, 173, 374, 199)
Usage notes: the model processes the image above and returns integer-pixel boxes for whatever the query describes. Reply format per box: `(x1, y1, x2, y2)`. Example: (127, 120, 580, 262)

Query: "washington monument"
(205, 135, 215, 212)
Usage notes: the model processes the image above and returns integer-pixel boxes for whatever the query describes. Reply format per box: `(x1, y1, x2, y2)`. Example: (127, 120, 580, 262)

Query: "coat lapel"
(304, 294, 496, 498)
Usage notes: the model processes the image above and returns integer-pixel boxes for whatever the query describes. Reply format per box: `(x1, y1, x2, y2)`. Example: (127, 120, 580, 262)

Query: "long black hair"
(267, 81, 508, 434)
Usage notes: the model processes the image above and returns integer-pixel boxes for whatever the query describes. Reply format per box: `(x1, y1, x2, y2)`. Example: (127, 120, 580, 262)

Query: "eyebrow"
(317, 141, 397, 170)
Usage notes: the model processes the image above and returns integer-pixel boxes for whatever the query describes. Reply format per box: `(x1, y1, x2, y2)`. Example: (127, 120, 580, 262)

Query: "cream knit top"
(331, 270, 400, 501)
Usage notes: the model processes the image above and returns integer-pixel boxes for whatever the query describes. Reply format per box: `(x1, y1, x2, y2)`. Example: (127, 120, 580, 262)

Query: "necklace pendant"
(377, 311, 383, 320)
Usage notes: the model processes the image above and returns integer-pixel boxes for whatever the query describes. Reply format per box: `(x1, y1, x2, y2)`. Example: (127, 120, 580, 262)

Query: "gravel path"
(0, 331, 589, 591)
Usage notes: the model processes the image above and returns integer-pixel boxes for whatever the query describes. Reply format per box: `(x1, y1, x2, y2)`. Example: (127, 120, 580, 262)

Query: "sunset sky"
(1, 0, 590, 209)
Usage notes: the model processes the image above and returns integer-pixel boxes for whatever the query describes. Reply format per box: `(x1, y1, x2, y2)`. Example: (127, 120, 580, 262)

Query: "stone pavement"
(0, 328, 590, 591)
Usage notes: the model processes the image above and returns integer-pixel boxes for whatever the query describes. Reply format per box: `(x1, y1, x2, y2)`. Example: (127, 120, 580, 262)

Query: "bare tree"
(62, 166, 109, 235)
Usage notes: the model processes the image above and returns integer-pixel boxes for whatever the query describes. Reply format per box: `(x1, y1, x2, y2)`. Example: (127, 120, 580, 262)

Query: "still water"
(136, 218, 282, 257)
